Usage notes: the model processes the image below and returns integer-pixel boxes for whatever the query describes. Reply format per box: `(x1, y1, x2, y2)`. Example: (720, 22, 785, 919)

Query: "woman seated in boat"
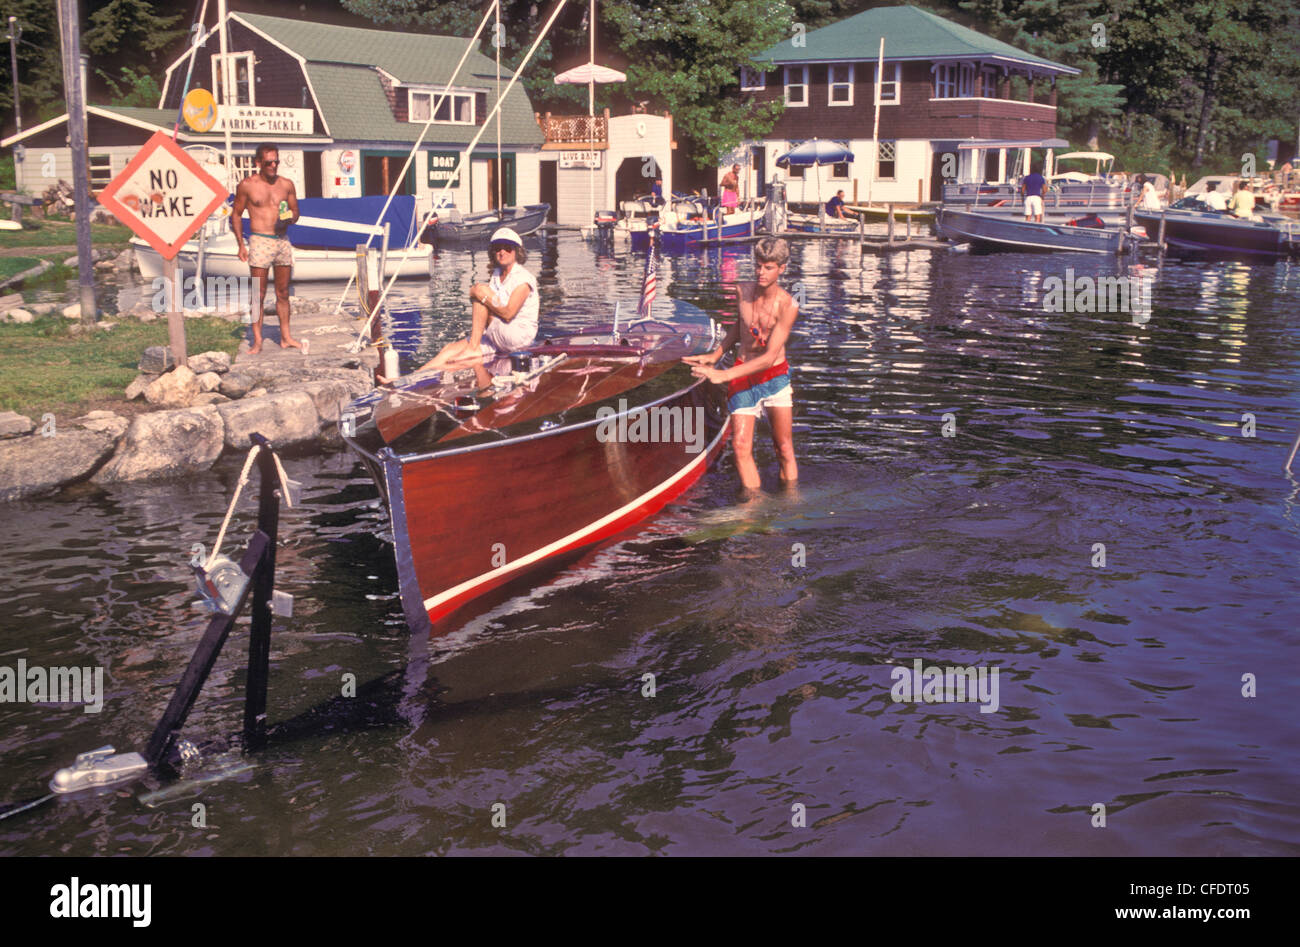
(416, 227, 539, 372)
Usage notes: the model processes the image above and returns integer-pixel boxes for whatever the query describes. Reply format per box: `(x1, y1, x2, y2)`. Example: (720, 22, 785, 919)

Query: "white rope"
(331, 1, 503, 316)
(351, 0, 573, 353)
(204, 443, 294, 570)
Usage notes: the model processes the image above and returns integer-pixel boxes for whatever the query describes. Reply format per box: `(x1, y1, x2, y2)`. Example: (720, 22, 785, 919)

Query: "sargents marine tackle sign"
(217, 106, 314, 135)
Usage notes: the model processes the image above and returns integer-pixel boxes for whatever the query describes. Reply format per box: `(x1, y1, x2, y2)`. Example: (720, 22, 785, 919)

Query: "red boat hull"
(377, 378, 729, 631)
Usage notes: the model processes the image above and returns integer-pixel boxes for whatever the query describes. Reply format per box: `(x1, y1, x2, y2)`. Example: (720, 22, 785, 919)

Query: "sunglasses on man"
(490, 242, 517, 252)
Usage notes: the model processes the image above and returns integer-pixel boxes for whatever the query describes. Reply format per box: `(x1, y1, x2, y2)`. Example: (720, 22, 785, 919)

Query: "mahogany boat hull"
(356, 373, 729, 632)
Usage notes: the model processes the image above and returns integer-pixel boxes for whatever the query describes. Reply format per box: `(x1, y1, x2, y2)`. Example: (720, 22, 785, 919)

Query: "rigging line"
(496, 0, 503, 213)
(357, 0, 573, 348)
(171, 0, 211, 142)
(331, 0, 502, 316)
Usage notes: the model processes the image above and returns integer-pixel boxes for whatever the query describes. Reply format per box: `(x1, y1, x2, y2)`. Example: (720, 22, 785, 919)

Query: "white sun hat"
(489, 227, 523, 246)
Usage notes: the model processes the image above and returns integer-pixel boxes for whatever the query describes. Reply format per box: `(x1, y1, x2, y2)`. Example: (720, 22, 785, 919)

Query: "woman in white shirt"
(420, 226, 539, 370)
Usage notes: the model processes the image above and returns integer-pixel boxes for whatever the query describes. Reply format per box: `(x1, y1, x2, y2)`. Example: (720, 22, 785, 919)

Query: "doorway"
(362, 153, 414, 197)
(539, 160, 557, 220)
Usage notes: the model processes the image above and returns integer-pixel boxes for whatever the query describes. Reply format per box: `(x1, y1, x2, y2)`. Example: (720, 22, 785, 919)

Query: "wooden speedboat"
(340, 312, 731, 631)
(937, 207, 1129, 254)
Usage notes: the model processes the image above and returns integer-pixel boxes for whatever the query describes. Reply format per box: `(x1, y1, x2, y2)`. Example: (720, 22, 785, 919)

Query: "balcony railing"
(538, 112, 608, 146)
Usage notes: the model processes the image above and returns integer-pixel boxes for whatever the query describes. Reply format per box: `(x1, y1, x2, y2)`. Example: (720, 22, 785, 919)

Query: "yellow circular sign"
(182, 88, 218, 133)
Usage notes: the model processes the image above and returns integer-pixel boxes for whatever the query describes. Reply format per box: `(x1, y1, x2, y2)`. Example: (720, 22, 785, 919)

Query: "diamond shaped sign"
(97, 131, 230, 260)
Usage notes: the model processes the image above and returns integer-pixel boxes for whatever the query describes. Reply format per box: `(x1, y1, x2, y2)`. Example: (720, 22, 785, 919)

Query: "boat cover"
(239, 196, 419, 249)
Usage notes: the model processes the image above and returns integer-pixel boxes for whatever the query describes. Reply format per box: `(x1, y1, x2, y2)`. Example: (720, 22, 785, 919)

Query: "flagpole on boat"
(588, 0, 595, 228)
(496, 1, 503, 212)
(867, 36, 883, 209)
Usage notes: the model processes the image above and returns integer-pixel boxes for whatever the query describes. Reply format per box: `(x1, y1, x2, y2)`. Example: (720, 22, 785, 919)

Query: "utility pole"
(55, 0, 96, 323)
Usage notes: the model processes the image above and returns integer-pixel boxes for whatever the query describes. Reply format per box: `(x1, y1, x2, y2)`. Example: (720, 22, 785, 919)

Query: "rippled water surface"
(3, 231, 1298, 855)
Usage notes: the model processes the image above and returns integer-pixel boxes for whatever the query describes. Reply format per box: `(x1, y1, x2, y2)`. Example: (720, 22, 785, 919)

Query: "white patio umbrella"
(554, 0, 626, 226)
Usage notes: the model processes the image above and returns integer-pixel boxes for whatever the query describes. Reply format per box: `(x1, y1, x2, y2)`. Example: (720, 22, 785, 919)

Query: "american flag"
(637, 241, 657, 320)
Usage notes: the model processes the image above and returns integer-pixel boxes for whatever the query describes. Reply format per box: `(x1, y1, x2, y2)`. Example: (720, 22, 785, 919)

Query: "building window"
(875, 62, 901, 104)
(211, 52, 254, 105)
(89, 154, 113, 189)
(933, 63, 958, 98)
(828, 64, 853, 105)
(740, 67, 766, 91)
(831, 161, 849, 179)
(959, 64, 975, 97)
(409, 90, 474, 124)
(877, 141, 896, 181)
(787, 163, 805, 179)
(784, 66, 808, 106)
(982, 67, 999, 97)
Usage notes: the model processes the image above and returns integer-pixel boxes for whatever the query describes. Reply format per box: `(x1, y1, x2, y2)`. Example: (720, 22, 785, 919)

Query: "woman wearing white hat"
(419, 226, 539, 370)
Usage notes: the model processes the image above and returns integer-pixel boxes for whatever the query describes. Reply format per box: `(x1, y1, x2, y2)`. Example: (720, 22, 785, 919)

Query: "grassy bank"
(0, 316, 243, 418)
(0, 257, 44, 282)
(0, 218, 135, 250)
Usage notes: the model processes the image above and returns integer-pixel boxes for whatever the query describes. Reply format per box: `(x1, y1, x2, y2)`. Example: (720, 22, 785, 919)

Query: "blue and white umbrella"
(774, 139, 855, 167)
(775, 140, 855, 210)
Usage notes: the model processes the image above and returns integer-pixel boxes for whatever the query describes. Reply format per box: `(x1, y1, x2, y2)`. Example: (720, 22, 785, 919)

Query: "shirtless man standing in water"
(231, 143, 300, 353)
(684, 237, 799, 491)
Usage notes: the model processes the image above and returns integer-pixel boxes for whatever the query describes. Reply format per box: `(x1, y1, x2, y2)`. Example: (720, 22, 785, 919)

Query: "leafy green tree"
(958, 0, 1125, 146)
(97, 65, 164, 109)
(83, 0, 187, 66)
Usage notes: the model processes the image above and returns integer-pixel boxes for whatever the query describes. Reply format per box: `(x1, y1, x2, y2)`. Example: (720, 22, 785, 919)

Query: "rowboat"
(339, 310, 731, 631)
(846, 204, 935, 221)
(425, 203, 551, 244)
(937, 207, 1129, 254)
(133, 195, 433, 281)
(1134, 203, 1299, 258)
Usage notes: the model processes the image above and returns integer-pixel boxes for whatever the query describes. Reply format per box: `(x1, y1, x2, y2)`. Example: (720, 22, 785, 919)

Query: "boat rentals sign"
(97, 131, 230, 259)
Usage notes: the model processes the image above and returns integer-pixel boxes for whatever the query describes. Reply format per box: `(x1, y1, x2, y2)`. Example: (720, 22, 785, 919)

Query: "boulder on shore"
(124, 373, 157, 400)
(92, 406, 224, 484)
(144, 365, 200, 409)
(0, 411, 35, 438)
(217, 391, 319, 449)
(189, 351, 232, 375)
(0, 428, 117, 501)
(139, 345, 177, 373)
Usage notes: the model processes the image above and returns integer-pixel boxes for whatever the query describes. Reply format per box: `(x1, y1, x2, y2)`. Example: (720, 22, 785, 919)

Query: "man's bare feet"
(249, 340, 263, 355)
(281, 337, 303, 350)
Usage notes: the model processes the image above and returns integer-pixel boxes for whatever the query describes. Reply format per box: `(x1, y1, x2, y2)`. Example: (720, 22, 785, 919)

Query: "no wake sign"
(97, 132, 230, 260)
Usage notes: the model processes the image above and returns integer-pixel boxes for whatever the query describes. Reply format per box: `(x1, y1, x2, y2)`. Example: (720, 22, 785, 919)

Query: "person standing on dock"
(720, 163, 741, 215)
(1021, 163, 1046, 223)
(231, 143, 300, 355)
(1202, 181, 1228, 211)
(685, 237, 798, 491)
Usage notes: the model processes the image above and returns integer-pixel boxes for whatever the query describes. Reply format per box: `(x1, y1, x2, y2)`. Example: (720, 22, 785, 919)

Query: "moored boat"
(133, 195, 434, 281)
(937, 207, 1129, 254)
(1134, 201, 1299, 258)
(425, 203, 551, 244)
(630, 205, 765, 251)
(340, 312, 730, 631)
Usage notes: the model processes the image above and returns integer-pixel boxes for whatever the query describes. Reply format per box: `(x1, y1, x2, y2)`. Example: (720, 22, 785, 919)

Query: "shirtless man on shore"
(684, 236, 799, 491)
(231, 143, 300, 354)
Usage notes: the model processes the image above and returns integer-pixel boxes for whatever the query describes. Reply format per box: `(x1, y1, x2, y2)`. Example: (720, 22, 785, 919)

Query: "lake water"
(2, 229, 1298, 855)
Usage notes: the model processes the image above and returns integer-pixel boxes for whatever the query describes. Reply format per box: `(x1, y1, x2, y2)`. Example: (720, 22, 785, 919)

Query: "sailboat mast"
(496, 1, 503, 210)
(217, 0, 234, 189)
